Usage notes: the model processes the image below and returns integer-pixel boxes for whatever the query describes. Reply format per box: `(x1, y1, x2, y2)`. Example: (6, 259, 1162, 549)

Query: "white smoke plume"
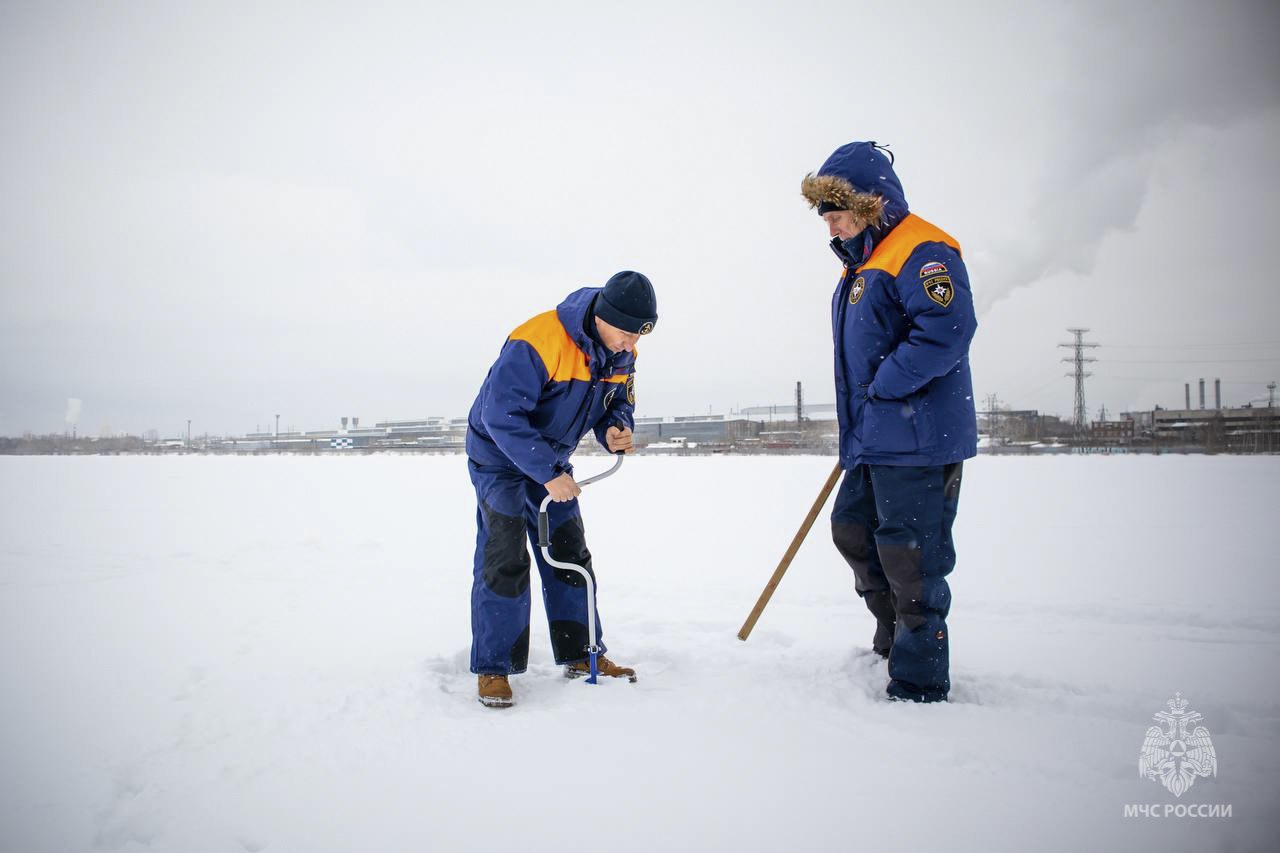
(974, 0, 1280, 314)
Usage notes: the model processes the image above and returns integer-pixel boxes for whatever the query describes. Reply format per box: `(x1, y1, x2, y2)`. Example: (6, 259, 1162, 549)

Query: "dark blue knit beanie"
(594, 271, 657, 335)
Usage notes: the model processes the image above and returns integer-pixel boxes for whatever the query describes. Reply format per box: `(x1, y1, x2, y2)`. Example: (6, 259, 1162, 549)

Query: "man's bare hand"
(605, 425, 635, 454)
(544, 473, 582, 502)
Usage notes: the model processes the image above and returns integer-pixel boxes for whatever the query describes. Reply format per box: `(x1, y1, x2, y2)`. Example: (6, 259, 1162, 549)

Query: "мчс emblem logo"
(1139, 694, 1217, 797)
(639, 322, 654, 335)
(849, 276, 866, 305)
(923, 276, 953, 308)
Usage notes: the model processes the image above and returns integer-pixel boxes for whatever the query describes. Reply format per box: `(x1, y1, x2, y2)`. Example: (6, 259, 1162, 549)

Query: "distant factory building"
(229, 416, 468, 452)
(632, 415, 763, 447)
(1151, 405, 1279, 453)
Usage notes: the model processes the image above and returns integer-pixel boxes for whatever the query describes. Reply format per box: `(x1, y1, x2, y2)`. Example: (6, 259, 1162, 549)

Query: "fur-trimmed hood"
(800, 141, 909, 233)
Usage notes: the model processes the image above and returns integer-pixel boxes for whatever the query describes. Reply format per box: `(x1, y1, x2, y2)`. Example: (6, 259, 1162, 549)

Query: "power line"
(1000, 374, 1066, 402)
(1104, 376, 1276, 384)
(1106, 357, 1280, 364)
(1105, 341, 1280, 350)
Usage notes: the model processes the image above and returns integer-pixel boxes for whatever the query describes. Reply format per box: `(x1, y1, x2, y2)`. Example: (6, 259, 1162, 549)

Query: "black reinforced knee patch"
(481, 504, 532, 598)
(876, 542, 928, 631)
(832, 520, 871, 563)
(834, 521, 890, 595)
(549, 516, 593, 588)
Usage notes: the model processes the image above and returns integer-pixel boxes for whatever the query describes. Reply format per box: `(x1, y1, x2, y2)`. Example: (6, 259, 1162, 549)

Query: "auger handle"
(537, 452, 625, 546)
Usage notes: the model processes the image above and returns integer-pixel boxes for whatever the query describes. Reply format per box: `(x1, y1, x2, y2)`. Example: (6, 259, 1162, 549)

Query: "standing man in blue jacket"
(801, 141, 977, 703)
(466, 271, 657, 708)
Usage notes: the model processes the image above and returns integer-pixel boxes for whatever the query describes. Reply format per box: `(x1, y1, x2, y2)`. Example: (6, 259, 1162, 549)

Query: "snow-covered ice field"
(1, 454, 1277, 852)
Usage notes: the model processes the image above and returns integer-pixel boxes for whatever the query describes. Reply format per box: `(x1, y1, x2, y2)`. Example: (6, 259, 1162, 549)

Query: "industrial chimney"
(1214, 378, 1221, 410)
(1198, 378, 1205, 410)
(1185, 383, 1191, 410)
(341, 417, 349, 431)
(352, 417, 359, 430)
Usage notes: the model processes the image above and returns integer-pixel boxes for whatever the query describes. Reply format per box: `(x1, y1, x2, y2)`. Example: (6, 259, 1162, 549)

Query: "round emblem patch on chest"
(849, 276, 867, 305)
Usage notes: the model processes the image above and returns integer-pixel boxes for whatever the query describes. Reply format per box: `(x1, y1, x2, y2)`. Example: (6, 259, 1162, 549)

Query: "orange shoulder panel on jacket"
(509, 311, 592, 383)
(857, 214, 962, 277)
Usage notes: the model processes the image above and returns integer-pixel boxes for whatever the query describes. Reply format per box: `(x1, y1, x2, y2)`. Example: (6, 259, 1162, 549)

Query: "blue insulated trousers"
(468, 459, 606, 675)
(831, 462, 963, 702)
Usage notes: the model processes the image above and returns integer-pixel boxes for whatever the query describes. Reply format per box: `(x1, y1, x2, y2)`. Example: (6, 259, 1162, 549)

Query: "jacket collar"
(557, 287, 625, 378)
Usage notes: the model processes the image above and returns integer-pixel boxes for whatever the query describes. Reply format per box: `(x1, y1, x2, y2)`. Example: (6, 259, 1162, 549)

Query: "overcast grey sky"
(3, 0, 1279, 437)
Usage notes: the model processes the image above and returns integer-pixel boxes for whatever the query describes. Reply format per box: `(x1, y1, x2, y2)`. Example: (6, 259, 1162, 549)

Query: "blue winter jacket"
(819, 143, 978, 468)
(466, 287, 636, 484)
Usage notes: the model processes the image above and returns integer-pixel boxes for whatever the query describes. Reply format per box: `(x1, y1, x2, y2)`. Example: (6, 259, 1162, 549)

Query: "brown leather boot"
(477, 674, 513, 708)
(564, 654, 637, 683)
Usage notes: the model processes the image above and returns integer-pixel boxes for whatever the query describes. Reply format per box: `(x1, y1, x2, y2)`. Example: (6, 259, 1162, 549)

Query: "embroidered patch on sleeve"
(923, 275, 954, 308)
(848, 276, 866, 305)
(626, 373, 635, 405)
(920, 261, 948, 278)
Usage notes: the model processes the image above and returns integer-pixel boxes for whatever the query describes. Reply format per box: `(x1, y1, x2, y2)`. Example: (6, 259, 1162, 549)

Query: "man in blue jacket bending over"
(466, 271, 657, 708)
(801, 142, 977, 703)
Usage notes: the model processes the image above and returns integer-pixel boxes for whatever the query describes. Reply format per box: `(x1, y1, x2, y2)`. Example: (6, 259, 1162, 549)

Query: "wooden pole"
(736, 460, 844, 641)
